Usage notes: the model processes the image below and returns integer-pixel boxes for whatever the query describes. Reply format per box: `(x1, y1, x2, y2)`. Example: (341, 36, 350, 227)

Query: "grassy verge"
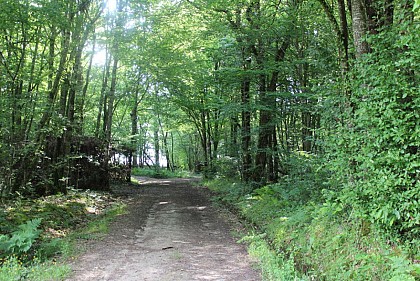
(205, 173, 419, 280)
(0, 189, 126, 281)
(131, 167, 193, 179)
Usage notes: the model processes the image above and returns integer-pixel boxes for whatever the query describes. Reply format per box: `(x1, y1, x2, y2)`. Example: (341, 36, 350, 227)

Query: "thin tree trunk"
(105, 56, 118, 141)
(154, 127, 160, 168)
(255, 39, 289, 182)
(131, 90, 139, 167)
(96, 50, 111, 137)
(200, 103, 208, 171)
(241, 58, 252, 182)
(80, 33, 96, 134)
(37, 26, 71, 141)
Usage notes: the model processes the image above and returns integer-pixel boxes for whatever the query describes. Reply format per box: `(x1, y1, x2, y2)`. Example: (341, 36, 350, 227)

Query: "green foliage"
(0, 219, 42, 258)
(131, 167, 193, 179)
(36, 238, 65, 260)
(300, 204, 416, 280)
(0, 0, 418, 278)
(0, 255, 70, 281)
(415, 0, 420, 11)
(206, 153, 419, 280)
(325, 21, 420, 243)
(0, 189, 125, 280)
(0, 256, 22, 281)
(240, 234, 305, 281)
(74, 203, 127, 240)
(212, 157, 241, 180)
(38, 202, 86, 230)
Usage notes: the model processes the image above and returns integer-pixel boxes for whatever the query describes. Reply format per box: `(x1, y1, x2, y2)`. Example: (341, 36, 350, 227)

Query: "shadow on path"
(66, 177, 261, 281)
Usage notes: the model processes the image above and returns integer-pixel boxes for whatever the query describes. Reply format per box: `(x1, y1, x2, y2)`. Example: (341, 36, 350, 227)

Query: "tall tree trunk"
(200, 102, 209, 171)
(154, 127, 160, 168)
(171, 133, 175, 170)
(80, 33, 96, 135)
(301, 108, 313, 152)
(351, 0, 369, 57)
(37, 24, 71, 141)
(104, 0, 124, 142)
(163, 132, 172, 171)
(271, 126, 280, 181)
(241, 58, 252, 182)
(24, 26, 42, 141)
(212, 109, 220, 161)
(318, 0, 350, 70)
(206, 110, 213, 171)
(255, 40, 289, 182)
(337, 0, 350, 70)
(229, 114, 239, 157)
(96, 50, 111, 137)
(105, 56, 118, 142)
(131, 90, 139, 167)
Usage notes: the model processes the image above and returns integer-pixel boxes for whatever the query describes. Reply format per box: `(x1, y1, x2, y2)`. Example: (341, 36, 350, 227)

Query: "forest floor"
(65, 177, 261, 281)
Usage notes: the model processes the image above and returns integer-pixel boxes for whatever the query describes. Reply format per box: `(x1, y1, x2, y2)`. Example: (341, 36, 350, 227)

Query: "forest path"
(66, 177, 261, 281)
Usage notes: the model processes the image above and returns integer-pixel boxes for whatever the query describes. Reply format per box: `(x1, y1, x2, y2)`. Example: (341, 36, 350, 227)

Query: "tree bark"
(351, 0, 369, 57)
(241, 58, 252, 182)
(254, 39, 289, 182)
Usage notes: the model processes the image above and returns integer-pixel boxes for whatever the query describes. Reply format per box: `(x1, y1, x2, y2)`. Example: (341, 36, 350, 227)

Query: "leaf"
(1, 218, 43, 256)
(414, 0, 420, 12)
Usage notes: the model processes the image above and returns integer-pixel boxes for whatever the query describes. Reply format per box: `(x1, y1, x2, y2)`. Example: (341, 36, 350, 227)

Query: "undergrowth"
(0, 189, 126, 280)
(205, 155, 419, 281)
(132, 167, 193, 179)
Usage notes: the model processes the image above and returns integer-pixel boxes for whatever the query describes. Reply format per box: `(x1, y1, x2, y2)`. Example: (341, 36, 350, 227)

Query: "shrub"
(205, 161, 419, 280)
(325, 21, 420, 243)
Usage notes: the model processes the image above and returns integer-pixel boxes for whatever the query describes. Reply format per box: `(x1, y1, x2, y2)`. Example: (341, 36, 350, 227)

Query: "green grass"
(72, 203, 126, 241)
(240, 233, 306, 281)
(205, 177, 419, 281)
(0, 256, 71, 281)
(0, 190, 126, 281)
(131, 167, 194, 179)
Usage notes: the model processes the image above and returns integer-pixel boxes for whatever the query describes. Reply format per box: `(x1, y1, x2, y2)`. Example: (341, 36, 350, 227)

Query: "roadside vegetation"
(131, 167, 193, 179)
(205, 154, 419, 281)
(0, 0, 418, 280)
(0, 189, 126, 281)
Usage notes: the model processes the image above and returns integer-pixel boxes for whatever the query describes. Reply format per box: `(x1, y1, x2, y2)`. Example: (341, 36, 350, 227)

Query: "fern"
(0, 218, 42, 257)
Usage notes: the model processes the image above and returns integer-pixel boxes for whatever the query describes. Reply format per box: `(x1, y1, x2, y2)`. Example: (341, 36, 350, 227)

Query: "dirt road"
(66, 177, 261, 281)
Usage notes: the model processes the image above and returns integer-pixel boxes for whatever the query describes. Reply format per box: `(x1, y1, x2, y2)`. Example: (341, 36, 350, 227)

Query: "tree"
(325, 0, 419, 240)
(1, 0, 417, 245)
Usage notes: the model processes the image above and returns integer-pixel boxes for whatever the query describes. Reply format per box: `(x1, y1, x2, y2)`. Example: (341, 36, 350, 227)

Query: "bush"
(325, 22, 420, 243)
(205, 155, 419, 280)
(212, 157, 241, 180)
